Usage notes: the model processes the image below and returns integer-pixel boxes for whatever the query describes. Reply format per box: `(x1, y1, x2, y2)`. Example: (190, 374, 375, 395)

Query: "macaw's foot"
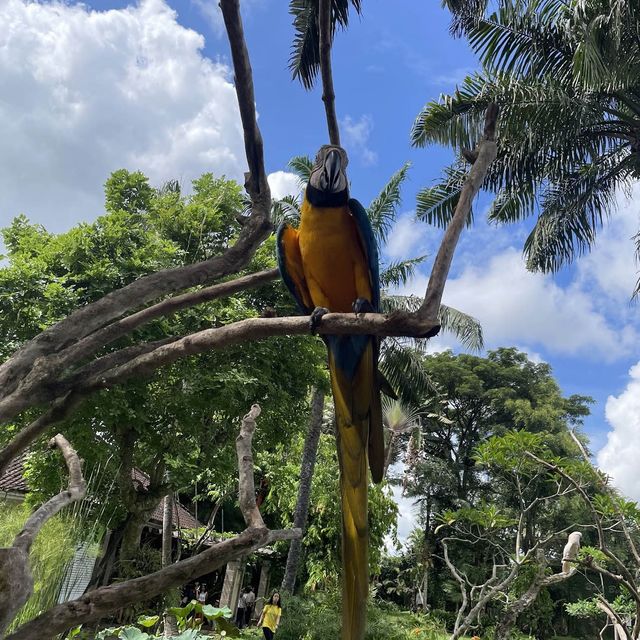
(352, 297, 375, 315)
(309, 306, 330, 334)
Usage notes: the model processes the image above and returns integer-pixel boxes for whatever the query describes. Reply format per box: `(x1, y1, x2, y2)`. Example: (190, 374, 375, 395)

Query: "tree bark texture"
(5, 405, 301, 640)
(0, 435, 86, 637)
(282, 388, 325, 593)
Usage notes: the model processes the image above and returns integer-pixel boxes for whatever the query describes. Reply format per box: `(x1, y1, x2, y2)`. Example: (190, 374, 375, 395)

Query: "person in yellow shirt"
(257, 592, 282, 639)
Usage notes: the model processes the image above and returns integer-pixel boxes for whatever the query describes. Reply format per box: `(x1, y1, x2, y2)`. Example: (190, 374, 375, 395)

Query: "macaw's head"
(306, 145, 349, 207)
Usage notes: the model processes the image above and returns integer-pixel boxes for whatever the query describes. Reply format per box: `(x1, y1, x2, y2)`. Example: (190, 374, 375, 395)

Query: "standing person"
(194, 584, 208, 625)
(235, 589, 247, 629)
(244, 586, 256, 627)
(257, 592, 282, 640)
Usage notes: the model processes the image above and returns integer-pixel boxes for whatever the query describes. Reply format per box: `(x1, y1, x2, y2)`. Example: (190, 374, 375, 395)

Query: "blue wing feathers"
(348, 198, 380, 312)
(276, 222, 311, 315)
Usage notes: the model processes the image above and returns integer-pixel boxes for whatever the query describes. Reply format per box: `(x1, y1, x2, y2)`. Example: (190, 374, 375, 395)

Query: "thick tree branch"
(319, 0, 340, 145)
(236, 404, 265, 529)
(0, 310, 439, 478)
(0, 435, 86, 637)
(5, 402, 300, 640)
(420, 103, 498, 321)
(5, 527, 299, 640)
(0, 0, 272, 407)
(220, 0, 270, 199)
(0, 393, 83, 479)
(57, 269, 279, 375)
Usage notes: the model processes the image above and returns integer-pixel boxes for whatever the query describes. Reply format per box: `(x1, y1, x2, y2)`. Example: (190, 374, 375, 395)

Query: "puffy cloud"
(0, 0, 246, 232)
(400, 248, 637, 361)
(267, 171, 301, 200)
(341, 114, 378, 166)
(576, 185, 640, 306)
(597, 362, 640, 501)
(385, 213, 426, 260)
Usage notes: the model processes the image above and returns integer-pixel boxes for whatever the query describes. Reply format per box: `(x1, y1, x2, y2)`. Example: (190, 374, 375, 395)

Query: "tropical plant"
(413, 0, 640, 293)
(95, 603, 238, 639)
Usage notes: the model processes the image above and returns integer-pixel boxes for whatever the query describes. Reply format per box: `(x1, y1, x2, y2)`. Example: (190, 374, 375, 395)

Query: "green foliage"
(289, 0, 363, 89)
(259, 432, 398, 588)
(0, 168, 325, 548)
(0, 502, 95, 631)
(259, 592, 450, 640)
(414, 0, 640, 292)
(96, 600, 237, 639)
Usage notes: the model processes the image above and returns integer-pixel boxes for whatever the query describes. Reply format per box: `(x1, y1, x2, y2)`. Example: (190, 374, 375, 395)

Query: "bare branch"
(420, 103, 498, 321)
(569, 429, 640, 566)
(0, 309, 439, 477)
(0, 393, 82, 479)
(220, 0, 270, 200)
(319, 0, 340, 145)
(5, 527, 299, 640)
(236, 404, 265, 529)
(596, 599, 632, 640)
(13, 434, 86, 553)
(57, 269, 279, 373)
(5, 405, 300, 639)
(0, 435, 86, 636)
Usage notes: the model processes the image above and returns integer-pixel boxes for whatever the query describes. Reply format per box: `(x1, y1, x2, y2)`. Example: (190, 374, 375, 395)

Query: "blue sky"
(1, 0, 639, 539)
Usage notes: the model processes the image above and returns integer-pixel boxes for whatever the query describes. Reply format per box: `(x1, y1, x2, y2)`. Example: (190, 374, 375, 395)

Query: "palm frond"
(289, 0, 363, 90)
(438, 304, 484, 352)
(380, 341, 438, 402)
(271, 195, 302, 226)
(416, 165, 469, 228)
(525, 151, 634, 272)
(382, 397, 423, 434)
(367, 163, 411, 245)
(381, 295, 483, 352)
(467, 0, 574, 80)
(380, 293, 423, 315)
(380, 256, 427, 289)
(288, 155, 314, 184)
(442, 0, 489, 36)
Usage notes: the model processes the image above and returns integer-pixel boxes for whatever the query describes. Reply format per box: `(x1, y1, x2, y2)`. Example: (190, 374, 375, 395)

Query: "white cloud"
(267, 171, 301, 200)
(576, 185, 640, 306)
(385, 213, 425, 260)
(597, 361, 640, 501)
(0, 0, 246, 232)
(401, 248, 637, 361)
(341, 114, 378, 166)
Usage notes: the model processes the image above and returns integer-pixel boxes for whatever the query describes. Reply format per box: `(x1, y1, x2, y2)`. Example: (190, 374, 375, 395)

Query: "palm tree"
(411, 0, 640, 293)
(288, 0, 488, 88)
(381, 398, 422, 479)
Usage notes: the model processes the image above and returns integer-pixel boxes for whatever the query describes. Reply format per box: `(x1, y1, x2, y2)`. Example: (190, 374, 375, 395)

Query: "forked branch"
(5, 407, 301, 640)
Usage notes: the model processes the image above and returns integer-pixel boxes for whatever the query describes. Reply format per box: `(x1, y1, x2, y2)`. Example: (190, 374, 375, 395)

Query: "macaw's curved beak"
(324, 149, 343, 191)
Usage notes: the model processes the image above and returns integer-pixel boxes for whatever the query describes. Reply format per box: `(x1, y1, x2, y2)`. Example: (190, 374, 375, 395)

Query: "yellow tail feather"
(329, 345, 378, 640)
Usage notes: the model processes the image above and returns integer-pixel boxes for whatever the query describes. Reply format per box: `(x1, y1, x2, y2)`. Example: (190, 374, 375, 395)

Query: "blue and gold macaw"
(277, 145, 384, 640)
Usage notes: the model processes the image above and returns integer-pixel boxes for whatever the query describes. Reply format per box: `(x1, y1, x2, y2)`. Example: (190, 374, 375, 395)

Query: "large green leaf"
(367, 163, 410, 244)
(289, 0, 363, 89)
(136, 615, 160, 628)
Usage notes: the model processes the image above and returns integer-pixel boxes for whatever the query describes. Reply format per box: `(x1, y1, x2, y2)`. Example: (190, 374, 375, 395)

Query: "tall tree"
(412, 0, 640, 292)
